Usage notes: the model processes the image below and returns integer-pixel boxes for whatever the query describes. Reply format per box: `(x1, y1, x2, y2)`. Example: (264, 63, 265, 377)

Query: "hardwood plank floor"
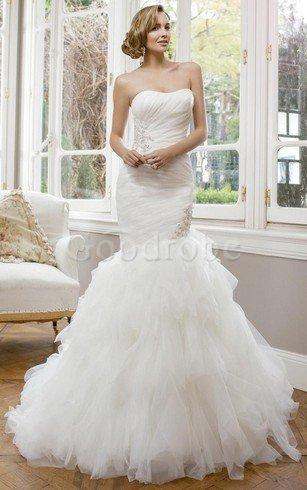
(1, 321, 306, 489)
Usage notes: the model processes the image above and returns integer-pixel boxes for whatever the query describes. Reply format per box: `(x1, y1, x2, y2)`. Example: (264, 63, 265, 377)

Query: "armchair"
(0, 190, 85, 337)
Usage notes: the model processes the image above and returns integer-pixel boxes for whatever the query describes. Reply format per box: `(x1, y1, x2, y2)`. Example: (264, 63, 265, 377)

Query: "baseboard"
(274, 347, 307, 392)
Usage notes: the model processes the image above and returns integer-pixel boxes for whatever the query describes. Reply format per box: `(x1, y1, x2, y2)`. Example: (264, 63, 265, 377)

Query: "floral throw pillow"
(0, 188, 57, 266)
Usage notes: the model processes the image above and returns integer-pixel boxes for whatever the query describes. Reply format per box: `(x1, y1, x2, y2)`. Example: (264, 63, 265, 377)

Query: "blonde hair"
(121, 4, 170, 60)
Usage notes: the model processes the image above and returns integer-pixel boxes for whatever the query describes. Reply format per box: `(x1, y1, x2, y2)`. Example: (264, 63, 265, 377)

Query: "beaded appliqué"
(171, 203, 194, 239)
(133, 118, 154, 152)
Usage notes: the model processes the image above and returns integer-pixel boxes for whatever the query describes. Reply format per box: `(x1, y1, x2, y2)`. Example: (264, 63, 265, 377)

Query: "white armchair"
(0, 190, 85, 335)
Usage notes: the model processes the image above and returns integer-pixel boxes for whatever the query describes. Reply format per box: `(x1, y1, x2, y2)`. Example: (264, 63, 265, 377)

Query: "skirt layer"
(4, 228, 301, 484)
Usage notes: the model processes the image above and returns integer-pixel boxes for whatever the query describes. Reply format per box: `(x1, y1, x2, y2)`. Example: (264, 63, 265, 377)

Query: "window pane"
(42, 29, 50, 143)
(45, 0, 51, 20)
(64, 0, 107, 12)
(62, 6, 109, 150)
(41, 156, 48, 193)
(191, 0, 241, 145)
(139, 1, 177, 60)
(61, 155, 106, 199)
(277, 146, 307, 207)
(191, 150, 239, 204)
(278, 0, 307, 141)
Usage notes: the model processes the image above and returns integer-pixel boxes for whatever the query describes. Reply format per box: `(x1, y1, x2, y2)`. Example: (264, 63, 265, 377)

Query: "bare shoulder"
(179, 61, 202, 75)
(114, 73, 130, 92)
(114, 72, 139, 96)
(177, 62, 202, 87)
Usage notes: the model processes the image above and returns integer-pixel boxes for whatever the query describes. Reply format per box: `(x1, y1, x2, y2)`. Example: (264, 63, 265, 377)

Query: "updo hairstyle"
(121, 4, 170, 60)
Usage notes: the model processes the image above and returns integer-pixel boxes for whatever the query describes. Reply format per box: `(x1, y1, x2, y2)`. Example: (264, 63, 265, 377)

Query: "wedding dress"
(4, 88, 302, 485)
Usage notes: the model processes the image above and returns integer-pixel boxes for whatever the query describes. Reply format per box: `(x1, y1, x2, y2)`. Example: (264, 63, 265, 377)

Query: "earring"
(139, 46, 145, 66)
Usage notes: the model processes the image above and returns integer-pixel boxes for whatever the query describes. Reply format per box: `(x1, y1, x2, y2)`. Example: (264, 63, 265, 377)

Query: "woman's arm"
(144, 62, 207, 167)
(109, 75, 147, 167)
(171, 61, 208, 156)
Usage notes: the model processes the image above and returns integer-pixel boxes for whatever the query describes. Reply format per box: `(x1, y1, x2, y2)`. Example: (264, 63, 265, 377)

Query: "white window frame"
(0, 0, 19, 190)
(267, 0, 307, 225)
(20, 0, 125, 215)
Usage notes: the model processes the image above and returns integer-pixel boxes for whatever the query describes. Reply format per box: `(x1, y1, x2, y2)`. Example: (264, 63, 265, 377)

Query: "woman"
(4, 4, 301, 485)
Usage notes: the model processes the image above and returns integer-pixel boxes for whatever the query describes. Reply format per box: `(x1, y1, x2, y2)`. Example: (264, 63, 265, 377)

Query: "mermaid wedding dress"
(4, 88, 302, 484)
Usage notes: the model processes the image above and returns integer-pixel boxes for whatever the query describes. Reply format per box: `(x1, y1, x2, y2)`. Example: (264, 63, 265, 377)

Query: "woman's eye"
(152, 24, 170, 31)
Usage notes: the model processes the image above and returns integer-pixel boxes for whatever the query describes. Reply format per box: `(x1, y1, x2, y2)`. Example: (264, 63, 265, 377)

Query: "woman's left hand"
(143, 147, 175, 169)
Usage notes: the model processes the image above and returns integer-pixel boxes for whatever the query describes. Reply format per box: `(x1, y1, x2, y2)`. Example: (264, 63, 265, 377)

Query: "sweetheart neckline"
(130, 88, 193, 108)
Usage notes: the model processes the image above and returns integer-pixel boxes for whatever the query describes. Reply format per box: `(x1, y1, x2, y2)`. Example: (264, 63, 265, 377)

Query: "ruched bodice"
(131, 88, 194, 153)
(116, 88, 195, 255)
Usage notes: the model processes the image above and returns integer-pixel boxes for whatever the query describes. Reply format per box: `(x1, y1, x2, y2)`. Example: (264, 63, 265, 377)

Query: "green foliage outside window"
(195, 183, 238, 204)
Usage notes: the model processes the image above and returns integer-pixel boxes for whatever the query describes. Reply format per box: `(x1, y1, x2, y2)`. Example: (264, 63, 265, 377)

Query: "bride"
(4, 4, 302, 485)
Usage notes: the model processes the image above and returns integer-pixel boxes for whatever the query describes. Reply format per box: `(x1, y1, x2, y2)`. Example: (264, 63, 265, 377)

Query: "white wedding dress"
(4, 88, 302, 484)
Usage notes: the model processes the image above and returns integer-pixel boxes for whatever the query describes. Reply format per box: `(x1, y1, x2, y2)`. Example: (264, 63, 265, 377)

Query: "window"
(189, 0, 244, 221)
(22, 0, 115, 212)
(267, 0, 307, 224)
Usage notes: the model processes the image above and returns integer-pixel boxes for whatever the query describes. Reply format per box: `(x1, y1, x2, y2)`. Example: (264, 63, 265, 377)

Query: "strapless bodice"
(130, 88, 194, 154)
(116, 88, 195, 254)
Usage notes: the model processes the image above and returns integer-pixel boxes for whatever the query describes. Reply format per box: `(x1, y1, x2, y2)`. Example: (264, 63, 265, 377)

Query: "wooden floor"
(1, 320, 307, 489)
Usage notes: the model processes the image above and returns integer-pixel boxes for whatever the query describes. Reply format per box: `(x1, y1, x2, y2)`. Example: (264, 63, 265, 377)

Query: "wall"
(220, 249, 307, 356)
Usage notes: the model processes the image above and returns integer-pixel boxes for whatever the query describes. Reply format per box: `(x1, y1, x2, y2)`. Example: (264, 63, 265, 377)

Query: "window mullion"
(32, 2, 46, 192)
(267, 0, 279, 223)
(2, 0, 19, 190)
(48, 0, 63, 197)
(242, 0, 257, 229)
(253, 0, 270, 229)
(177, 0, 191, 62)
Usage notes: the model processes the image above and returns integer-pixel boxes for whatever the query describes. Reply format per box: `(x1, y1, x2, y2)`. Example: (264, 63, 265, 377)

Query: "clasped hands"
(123, 147, 175, 169)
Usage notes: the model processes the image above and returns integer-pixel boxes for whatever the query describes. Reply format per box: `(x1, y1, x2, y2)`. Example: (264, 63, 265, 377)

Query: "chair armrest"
(54, 235, 85, 281)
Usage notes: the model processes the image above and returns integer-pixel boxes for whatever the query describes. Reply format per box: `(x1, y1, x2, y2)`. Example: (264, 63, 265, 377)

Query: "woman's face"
(145, 11, 171, 54)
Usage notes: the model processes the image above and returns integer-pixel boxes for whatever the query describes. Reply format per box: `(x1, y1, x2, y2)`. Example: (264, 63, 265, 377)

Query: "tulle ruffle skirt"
(4, 228, 301, 484)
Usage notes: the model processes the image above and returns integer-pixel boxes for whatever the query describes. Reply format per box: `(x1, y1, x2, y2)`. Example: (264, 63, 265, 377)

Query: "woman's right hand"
(122, 149, 147, 167)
